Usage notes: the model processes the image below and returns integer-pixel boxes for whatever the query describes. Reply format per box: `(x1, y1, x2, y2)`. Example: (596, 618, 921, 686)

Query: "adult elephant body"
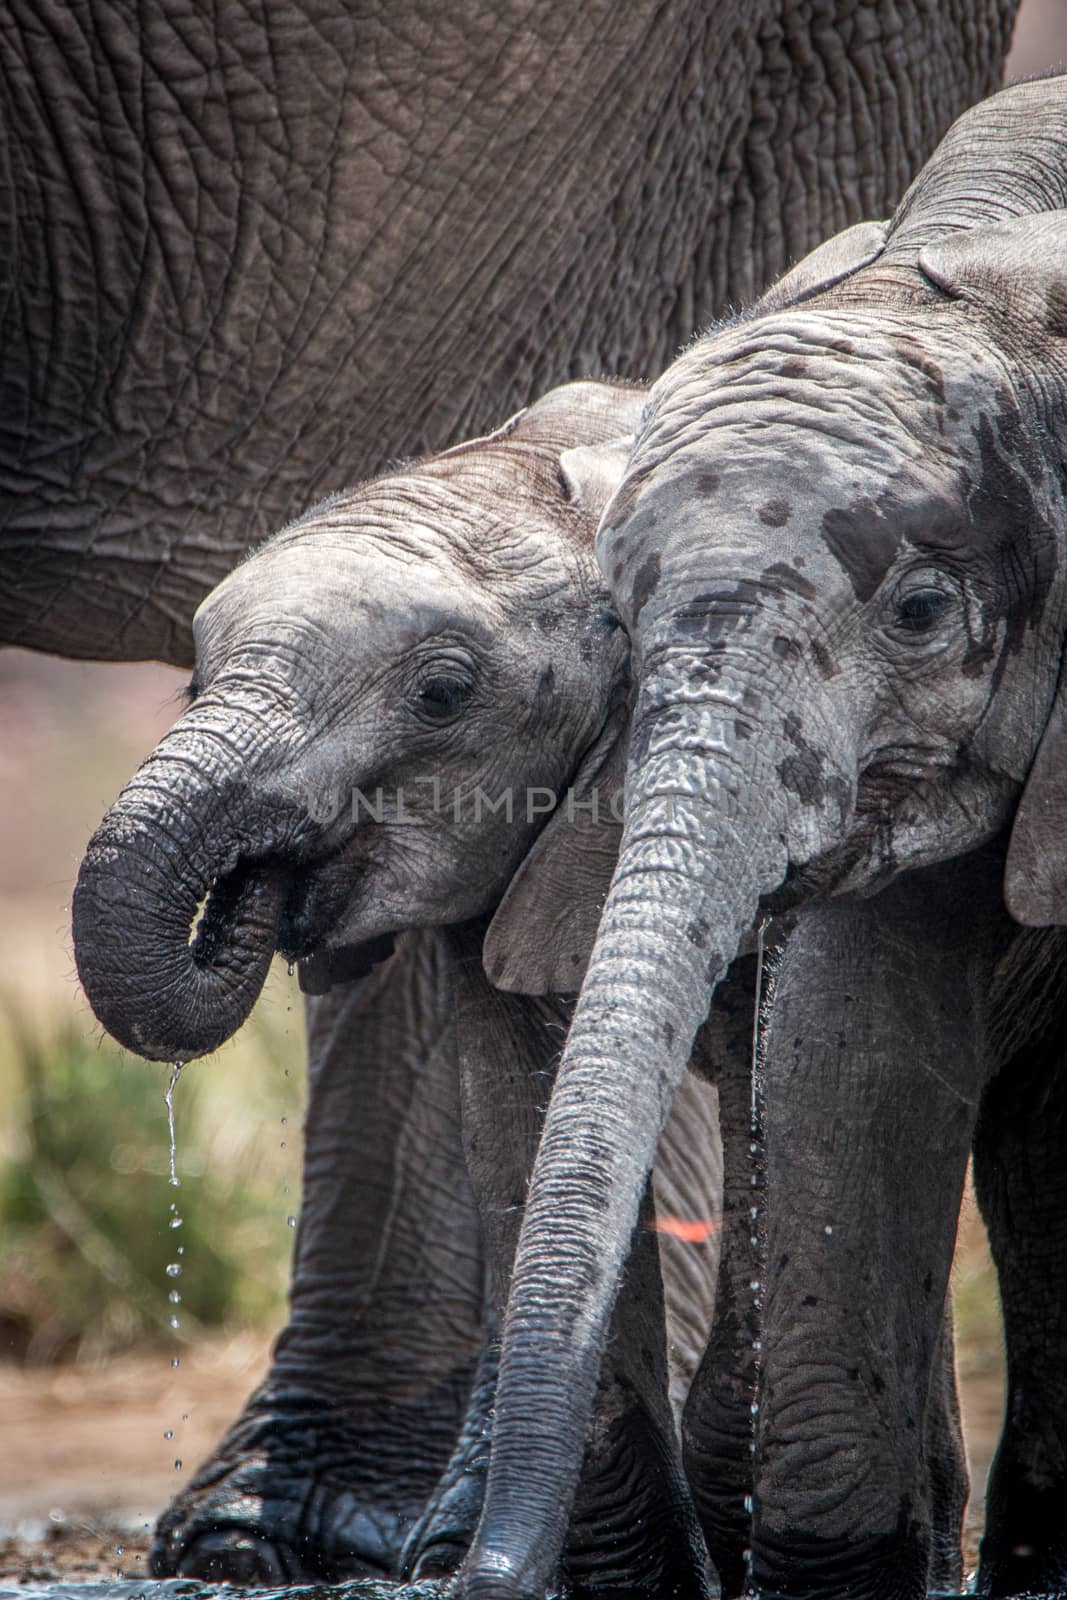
(472, 76, 1067, 1600)
(3, 0, 1015, 663)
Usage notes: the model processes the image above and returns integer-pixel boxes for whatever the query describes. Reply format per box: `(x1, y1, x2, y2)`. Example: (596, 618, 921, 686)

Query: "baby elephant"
(466, 74, 1067, 1600)
(74, 380, 721, 1593)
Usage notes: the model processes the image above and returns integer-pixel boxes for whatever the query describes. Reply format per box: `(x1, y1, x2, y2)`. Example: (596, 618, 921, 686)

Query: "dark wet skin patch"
(810, 638, 839, 680)
(964, 402, 1057, 658)
(778, 712, 829, 805)
(821, 487, 962, 603)
(763, 560, 815, 600)
(894, 344, 946, 407)
(672, 580, 765, 641)
(759, 499, 792, 528)
(630, 553, 662, 622)
(821, 499, 899, 604)
(686, 918, 710, 947)
(777, 712, 851, 827)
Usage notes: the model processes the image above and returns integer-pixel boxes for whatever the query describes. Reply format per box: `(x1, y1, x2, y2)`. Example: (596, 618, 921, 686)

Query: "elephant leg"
(653, 1064, 723, 1426)
(151, 928, 483, 1583)
(973, 932, 1067, 1596)
(687, 863, 998, 1600)
(407, 922, 710, 1595)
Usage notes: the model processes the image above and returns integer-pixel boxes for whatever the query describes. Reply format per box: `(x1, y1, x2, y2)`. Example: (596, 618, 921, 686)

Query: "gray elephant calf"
(73, 380, 723, 1591)
(462, 75, 1067, 1600)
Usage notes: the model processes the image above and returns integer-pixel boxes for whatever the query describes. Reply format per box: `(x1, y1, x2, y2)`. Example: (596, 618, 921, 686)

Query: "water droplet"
(169, 1315, 180, 1329)
(287, 961, 295, 978)
(743, 1494, 753, 1515)
(287, 1215, 296, 1228)
(750, 1206, 759, 1221)
(280, 1140, 287, 1149)
(164, 1064, 183, 1187)
(749, 1280, 760, 1292)
(174, 1459, 183, 1472)
(750, 1235, 759, 1248)
(750, 1401, 760, 1416)
(281, 1116, 287, 1126)
(181, 1413, 189, 1422)
(163, 1431, 173, 1440)
(176, 1245, 184, 1255)
(166, 1263, 182, 1278)
(753, 1339, 762, 1352)
(824, 1224, 833, 1236)
(749, 1142, 758, 1155)
(171, 1357, 181, 1369)
(115, 1546, 125, 1556)
(169, 1216, 183, 1229)
(169, 1290, 181, 1305)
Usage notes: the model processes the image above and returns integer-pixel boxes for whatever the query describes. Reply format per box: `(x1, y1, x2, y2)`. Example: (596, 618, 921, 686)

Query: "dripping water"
(744, 918, 771, 1599)
(164, 1064, 186, 1454)
(164, 1063, 183, 1190)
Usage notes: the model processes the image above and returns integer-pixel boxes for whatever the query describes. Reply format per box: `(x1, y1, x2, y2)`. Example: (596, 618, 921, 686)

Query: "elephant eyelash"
(183, 675, 201, 703)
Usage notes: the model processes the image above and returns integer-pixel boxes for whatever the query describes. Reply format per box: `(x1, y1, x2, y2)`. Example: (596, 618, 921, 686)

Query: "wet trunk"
(462, 685, 794, 1599)
(73, 704, 304, 1061)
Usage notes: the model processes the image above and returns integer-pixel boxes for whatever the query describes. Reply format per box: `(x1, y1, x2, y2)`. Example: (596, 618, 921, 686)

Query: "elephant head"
(464, 77, 1067, 1599)
(73, 380, 642, 1062)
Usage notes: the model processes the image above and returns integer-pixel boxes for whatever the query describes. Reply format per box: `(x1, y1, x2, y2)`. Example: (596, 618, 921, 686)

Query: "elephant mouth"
(276, 850, 398, 993)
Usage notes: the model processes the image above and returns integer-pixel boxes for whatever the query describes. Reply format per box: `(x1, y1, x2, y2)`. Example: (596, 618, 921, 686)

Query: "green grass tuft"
(0, 967, 305, 1364)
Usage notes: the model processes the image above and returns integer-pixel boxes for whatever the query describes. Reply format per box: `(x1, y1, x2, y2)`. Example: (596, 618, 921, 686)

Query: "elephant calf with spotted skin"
(72, 379, 727, 1593)
(463, 75, 1067, 1600)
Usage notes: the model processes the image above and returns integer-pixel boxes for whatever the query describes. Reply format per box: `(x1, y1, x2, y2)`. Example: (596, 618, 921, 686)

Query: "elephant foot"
(746, 1520, 929, 1600)
(977, 1518, 1067, 1596)
(563, 1401, 712, 1599)
(150, 1376, 461, 1582)
(167, 1530, 301, 1585)
(976, 1444, 1067, 1596)
(402, 1339, 499, 1579)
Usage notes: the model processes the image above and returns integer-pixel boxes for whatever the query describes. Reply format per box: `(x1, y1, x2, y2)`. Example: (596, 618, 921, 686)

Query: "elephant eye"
(415, 674, 474, 721)
(894, 585, 952, 635)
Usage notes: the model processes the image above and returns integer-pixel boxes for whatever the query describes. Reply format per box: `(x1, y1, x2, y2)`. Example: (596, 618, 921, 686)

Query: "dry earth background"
(3, 4, 1067, 1582)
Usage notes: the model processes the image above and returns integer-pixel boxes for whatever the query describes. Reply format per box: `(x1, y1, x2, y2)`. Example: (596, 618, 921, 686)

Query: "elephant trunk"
(73, 706, 306, 1062)
(464, 655, 827, 1599)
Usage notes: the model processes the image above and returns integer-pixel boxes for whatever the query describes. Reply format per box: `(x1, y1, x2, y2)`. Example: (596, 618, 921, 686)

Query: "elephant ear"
(558, 436, 634, 513)
(484, 416, 637, 994)
(755, 219, 888, 312)
(483, 695, 628, 995)
(1006, 662, 1067, 926)
(918, 212, 1067, 331)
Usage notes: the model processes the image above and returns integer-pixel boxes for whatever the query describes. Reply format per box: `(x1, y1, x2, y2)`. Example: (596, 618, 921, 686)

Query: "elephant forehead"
(640, 309, 966, 453)
(194, 531, 500, 666)
(599, 311, 1024, 613)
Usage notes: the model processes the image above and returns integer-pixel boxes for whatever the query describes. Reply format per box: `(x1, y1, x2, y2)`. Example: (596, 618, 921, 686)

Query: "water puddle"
(0, 1584, 1008, 1600)
(0, 1583, 452, 1600)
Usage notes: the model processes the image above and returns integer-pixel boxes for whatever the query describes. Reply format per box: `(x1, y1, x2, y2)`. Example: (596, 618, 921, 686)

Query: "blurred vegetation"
(953, 1176, 1005, 1382)
(0, 968, 305, 1365)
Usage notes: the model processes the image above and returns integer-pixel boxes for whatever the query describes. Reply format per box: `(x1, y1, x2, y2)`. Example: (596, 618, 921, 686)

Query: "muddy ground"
(0, 1334, 1004, 1584)
(0, 1335, 269, 1583)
